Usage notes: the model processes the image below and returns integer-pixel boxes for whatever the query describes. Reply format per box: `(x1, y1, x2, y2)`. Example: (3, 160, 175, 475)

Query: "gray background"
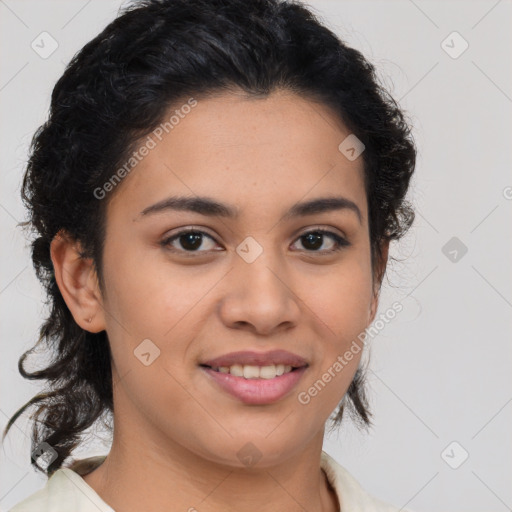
(1, 1, 511, 510)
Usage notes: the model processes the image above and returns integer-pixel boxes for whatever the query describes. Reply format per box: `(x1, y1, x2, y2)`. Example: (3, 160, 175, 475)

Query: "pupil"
(181, 233, 202, 250)
(303, 232, 322, 250)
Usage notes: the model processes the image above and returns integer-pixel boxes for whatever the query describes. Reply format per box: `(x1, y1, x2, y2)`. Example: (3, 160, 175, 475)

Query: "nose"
(217, 250, 302, 337)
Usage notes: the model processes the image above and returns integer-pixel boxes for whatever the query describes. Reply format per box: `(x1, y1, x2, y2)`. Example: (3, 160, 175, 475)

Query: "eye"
(291, 229, 350, 254)
(161, 229, 219, 255)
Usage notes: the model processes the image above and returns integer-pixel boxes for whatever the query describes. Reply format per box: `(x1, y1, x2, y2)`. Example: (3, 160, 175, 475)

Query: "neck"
(83, 426, 339, 512)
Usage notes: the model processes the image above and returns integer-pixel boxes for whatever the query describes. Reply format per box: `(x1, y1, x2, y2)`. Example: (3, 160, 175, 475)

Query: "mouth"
(199, 354, 309, 405)
(199, 349, 309, 405)
(199, 363, 305, 380)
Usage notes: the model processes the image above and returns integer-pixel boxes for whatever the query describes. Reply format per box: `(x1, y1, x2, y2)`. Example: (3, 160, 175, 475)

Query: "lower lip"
(201, 366, 307, 405)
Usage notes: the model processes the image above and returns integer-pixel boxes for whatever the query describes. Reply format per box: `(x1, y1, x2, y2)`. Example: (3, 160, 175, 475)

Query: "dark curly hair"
(2, 0, 416, 477)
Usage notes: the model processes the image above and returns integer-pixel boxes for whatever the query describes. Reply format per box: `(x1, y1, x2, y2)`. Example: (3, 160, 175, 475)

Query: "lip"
(201, 349, 308, 368)
(201, 366, 308, 405)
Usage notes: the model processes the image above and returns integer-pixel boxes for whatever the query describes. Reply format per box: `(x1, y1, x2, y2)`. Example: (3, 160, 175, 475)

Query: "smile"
(200, 364, 308, 405)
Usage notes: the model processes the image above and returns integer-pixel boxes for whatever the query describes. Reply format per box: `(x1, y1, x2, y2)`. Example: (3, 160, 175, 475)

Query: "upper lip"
(201, 350, 308, 368)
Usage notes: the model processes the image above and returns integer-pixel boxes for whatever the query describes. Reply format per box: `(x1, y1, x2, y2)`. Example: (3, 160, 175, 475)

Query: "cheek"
(295, 266, 371, 420)
(100, 244, 220, 381)
(101, 241, 186, 331)
(301, 260, 374, 341)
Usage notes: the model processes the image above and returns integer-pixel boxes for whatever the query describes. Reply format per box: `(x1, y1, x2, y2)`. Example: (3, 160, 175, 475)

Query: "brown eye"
(292, 229, 350, 253)
(161, 230, 219, 254)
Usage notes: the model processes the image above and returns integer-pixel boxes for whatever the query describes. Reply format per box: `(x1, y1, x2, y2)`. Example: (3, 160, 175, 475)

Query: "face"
(90, 89, 381, 467)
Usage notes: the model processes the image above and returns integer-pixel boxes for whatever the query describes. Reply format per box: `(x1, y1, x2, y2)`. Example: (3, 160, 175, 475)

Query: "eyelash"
(160, 227, 350, 256)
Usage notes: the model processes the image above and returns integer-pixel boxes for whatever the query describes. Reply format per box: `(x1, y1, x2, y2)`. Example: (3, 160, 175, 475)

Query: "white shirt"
(9, 451, 412, 511)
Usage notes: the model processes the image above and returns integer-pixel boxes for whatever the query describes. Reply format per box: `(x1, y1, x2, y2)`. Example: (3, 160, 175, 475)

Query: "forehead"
(107, 90, 367, 222)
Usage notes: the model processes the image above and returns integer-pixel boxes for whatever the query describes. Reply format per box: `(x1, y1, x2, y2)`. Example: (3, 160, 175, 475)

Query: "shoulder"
(320, 451, 416, 512)
(9, 456, 112, 512)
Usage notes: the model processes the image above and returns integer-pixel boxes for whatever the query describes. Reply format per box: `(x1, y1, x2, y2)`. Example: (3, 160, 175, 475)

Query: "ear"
(369, 239, 390, 324)
(50, 230, 106, 333)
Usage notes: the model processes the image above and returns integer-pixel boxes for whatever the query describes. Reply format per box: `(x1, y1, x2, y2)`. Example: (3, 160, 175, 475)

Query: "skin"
(51, 89, 388, 512)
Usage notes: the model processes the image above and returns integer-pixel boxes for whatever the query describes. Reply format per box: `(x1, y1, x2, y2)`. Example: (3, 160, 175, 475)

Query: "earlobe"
(50, 231, 106, 333)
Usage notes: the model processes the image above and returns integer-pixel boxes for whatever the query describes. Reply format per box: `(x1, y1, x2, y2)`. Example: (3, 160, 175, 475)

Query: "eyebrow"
(139, 195, 362, 223)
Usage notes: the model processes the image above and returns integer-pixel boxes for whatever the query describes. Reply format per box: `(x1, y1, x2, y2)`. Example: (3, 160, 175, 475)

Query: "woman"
(3, 0, 416, 510)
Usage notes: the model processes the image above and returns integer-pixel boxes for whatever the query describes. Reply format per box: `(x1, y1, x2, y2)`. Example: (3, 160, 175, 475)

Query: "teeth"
(243, 365, 260, 379)
(214, 364, 294, 379)
(230, 364, 244, 377)
(259, 365, 277, 379)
